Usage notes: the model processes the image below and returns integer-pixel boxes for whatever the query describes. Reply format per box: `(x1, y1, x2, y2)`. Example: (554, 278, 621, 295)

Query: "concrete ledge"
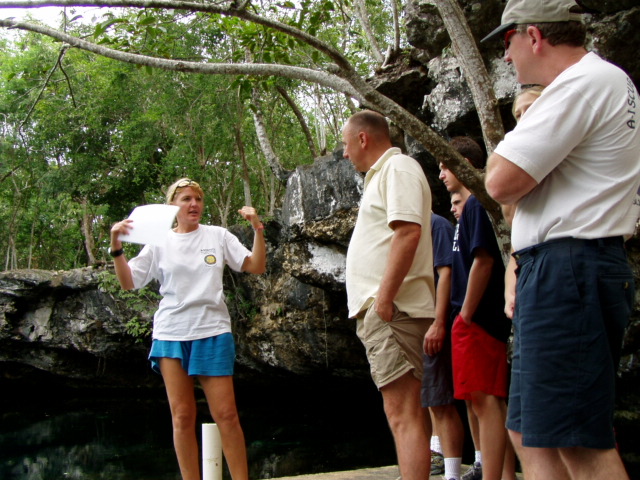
(262, 465, 399, 480)
(263, 464, 524, 480)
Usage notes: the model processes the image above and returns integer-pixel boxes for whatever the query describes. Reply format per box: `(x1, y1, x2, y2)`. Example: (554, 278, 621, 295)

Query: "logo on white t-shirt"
(452, 224, 460, 252)
(204, 254, 217, 265)
(626, 78, 636, 130)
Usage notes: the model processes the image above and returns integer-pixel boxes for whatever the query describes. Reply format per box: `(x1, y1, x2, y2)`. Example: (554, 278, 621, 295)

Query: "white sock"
(445, 457, 462, 480)
(431, 435, 442, 454)
(474, 450, 482, 465)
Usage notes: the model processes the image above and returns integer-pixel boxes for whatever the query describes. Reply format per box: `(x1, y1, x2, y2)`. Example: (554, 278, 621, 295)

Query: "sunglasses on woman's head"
(170, 179, 200, 201)
(176, 179, 199, 188)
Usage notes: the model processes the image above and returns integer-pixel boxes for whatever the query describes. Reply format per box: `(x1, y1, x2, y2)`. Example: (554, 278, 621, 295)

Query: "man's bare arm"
(424, 265, 450, 356)
(459, 248, 494, 324)
(375, 220, 422, 322)
(485, 152, 538, 205)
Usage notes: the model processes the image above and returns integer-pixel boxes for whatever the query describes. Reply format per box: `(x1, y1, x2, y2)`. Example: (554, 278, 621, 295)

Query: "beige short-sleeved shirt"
(346, 147, 436, 318)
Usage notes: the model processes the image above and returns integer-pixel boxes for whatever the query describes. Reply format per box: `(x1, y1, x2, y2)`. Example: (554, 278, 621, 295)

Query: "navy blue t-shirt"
(431, 213, 454, 284)
(451, 195, 511, 343)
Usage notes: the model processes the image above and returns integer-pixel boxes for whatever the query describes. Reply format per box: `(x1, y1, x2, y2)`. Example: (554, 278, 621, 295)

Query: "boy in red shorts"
(446, 137, 512, 480)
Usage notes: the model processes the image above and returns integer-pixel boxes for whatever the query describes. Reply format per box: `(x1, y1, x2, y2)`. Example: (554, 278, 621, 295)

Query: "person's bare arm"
(110, 219, 135, 290)
(424, 265, 450, 356)
(485, 152, 538, 205)
(239, 206, 267, 275)
(504, 252, 517, 319)
(375, 220, 421, 322)
(501, 203, 517, 226)
(459, 248, 494, 324)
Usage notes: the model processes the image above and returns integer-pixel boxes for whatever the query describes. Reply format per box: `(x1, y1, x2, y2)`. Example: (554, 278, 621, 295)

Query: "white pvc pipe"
(202, 423, 223, 480)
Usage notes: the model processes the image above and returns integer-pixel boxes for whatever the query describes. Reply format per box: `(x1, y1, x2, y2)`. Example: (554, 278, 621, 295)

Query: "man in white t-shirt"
(483, 1, 640, 479)
(343, 110, 435, 480)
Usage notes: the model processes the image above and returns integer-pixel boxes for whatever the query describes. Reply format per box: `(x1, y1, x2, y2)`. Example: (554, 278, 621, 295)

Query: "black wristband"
(108, 247, 124, 258)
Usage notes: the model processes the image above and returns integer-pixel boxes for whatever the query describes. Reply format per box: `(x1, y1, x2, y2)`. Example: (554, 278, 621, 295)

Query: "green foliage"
(226, 287, 258, 322)
(0, 0, 397, 270)
(97, 269, 159, 343)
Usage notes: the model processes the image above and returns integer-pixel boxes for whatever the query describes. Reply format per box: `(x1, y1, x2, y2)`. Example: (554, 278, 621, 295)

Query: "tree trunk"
(212, 161, 237, 227)
(252, 88, 291, 184)
(276, 85, 318, 159)
(391, 0, 400, 53)
(431, 0, 511, 261)
(80, 197, 96, 265)
(5, 238, 17, 271)
(269, 173, 276, 217)
(7, 186, 20, 270)
(27, 200, 40, 269)
(432, 0, 505, 154)
(353, 0, 385, 65)
(381, 0, 401, 67)
(233, 119, 252, 208)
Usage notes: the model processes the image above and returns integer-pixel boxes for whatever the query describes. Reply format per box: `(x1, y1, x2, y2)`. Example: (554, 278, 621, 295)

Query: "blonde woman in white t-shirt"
(109, 178, 266, 480)
(503, 86, 543, 321)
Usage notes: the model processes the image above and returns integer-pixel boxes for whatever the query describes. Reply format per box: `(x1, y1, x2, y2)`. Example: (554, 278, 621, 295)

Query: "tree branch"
(391, 0, 400, 53)
(0, 0, 356, 71)
(252, 88, 292, 184)
(276, 85, 318, 160)
(432, 0, 504, 153)
(352, 0, 385, 65)
(57, 49, 77, 107)
(21, 44, 69, 131)
(432, 0, 510, 259)
(0, 18, 365, 101)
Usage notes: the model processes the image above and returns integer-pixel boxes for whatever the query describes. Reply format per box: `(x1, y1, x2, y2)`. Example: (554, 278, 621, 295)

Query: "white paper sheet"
(119, 204, 180, 246)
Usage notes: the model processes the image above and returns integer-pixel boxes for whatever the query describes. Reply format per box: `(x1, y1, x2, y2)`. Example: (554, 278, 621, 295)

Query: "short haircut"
(517, 21, 586, 47)
(347, 110, 390, 140)
(449, 136, 486, 169)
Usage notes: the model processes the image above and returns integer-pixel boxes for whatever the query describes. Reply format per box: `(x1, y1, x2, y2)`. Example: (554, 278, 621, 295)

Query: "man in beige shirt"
(344, 110, 435, 480)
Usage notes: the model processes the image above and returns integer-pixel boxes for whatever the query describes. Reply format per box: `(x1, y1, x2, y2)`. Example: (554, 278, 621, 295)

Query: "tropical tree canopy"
(0, 0, 506, 270)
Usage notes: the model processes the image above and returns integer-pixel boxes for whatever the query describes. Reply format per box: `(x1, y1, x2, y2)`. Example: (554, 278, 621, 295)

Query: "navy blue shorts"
(507, 237, 633, 449)
(421, 333, 455, 407)
(149, 333, 236, 376)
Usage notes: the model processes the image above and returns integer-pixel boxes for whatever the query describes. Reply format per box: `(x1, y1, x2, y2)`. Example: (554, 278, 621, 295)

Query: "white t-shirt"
(346, 147, 435, 319)
(495, 52, 640, 250)
(128, 225, 250, 341)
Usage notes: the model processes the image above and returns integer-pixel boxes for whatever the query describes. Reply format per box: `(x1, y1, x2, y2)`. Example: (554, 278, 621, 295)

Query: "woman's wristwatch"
(108, 247, 124, 258)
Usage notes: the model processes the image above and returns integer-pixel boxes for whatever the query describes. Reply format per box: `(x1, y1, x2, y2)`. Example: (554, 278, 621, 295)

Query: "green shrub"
(97, 270, 160, 343)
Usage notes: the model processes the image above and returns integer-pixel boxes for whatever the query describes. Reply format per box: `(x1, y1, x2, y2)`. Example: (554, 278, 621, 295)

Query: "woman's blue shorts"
(149, 333, 236, 376)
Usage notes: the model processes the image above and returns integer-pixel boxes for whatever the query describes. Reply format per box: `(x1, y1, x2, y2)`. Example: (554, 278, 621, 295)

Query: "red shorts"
(451, 317, 508, 400)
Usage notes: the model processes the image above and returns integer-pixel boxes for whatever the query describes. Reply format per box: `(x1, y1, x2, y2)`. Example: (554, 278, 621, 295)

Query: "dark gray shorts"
(421, 333, 455, 407)
(507, 237, 633, 449)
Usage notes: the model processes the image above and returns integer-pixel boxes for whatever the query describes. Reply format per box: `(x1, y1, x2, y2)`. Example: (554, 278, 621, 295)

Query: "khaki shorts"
(356, 304, 432, 389)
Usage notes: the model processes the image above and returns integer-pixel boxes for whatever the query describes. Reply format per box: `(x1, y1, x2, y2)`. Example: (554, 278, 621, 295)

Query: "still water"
(0, 381, 396, 480)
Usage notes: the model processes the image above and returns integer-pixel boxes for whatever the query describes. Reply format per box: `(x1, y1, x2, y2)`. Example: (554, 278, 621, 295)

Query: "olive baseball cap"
(481, 0, 584, 43)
